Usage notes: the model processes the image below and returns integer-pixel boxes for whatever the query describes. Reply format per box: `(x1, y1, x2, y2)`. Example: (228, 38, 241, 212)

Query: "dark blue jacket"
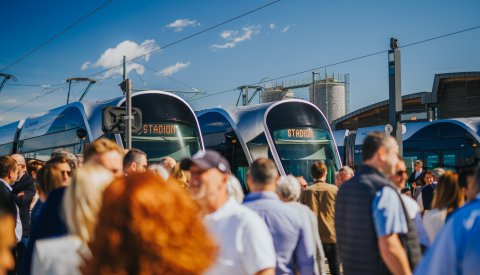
(20, 187, 67, 275)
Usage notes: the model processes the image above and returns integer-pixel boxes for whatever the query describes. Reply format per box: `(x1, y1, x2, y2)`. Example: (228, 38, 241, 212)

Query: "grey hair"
(227, 175, 244, 204)
(338, 166, 354, 176)
(432, 167, 446, 179)
(148, 164, 169, 180)
(277, 175, 301, 202)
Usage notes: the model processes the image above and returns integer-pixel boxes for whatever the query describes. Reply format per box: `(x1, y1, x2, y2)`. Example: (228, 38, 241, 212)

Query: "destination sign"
(273, 127, 329, 140)
(142, 124, 177, 135)
(287, 128, 314, 138)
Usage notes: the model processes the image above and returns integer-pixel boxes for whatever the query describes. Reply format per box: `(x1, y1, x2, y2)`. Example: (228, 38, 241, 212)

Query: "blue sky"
(1, 0, 479, 124)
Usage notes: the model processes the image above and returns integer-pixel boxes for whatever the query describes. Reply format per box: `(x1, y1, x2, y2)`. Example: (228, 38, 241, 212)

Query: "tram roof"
(353, 117, 480, 145)
(2, 90, 187, 142)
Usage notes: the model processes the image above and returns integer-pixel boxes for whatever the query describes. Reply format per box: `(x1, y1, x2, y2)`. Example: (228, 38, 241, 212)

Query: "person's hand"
(17, 191, 25, 197)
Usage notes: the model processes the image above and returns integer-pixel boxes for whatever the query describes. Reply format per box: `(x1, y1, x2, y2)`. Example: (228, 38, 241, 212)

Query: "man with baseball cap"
(181, 150, 275, 275)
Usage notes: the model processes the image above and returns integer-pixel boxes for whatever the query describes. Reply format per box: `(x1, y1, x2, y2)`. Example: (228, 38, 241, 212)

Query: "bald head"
(11, 154, 26, 178)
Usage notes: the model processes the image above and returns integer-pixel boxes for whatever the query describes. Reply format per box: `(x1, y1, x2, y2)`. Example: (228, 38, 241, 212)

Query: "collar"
(313, 179, 326, 184)
(205, 197, 237, 221)
(0, 178, 12, 191)
(243, 191, 279, 203)
(358, 164, 387, 178)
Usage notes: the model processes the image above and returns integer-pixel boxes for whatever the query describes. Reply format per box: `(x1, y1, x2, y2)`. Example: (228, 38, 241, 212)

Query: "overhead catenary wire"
(2, 21, 479, 115)
(88, 0, 282, 78)
(0, 0, 282, 114)
(190, 24, 480, 102)
(0, 0, 113, 73)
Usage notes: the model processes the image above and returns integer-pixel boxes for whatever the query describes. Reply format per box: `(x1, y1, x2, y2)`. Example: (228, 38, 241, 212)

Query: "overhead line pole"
(388, 38, 403, 156)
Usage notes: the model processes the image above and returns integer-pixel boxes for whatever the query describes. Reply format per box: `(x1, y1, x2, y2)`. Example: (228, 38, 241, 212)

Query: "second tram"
(198, 99, 342, 190)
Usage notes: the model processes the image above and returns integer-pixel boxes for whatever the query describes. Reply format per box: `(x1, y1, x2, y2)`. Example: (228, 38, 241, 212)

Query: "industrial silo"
(261, 86, 294, 103)
(309, 77, 347, 123)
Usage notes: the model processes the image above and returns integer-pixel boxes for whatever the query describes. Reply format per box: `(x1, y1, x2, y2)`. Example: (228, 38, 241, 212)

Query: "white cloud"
(211, 25, 261, 50)
(281, 25, 290, 33)
(270, 23, 276, 29)
(81, 39, 158, 77)
(81, 61, 90, 70)
(5, 99, 17, 104)
(220, 30, 236, 39)
(166, 19, 200, 32)
(157, 62, 191, 76)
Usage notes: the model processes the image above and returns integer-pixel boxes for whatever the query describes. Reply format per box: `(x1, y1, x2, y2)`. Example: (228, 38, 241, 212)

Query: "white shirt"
(1, 178, 22, 242)
(32, 235, 88, 275)
(414, 169, 423, 180)
(400, 194, 430, 247)
(423, 208, 447, 243)
(204, 197, 276, 275)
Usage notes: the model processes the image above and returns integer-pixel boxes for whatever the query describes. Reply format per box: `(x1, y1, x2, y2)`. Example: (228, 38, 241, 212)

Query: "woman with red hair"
(83, 171, 217, 275)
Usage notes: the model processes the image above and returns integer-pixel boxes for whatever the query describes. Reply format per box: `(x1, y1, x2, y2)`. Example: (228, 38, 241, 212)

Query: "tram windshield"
(272, 127, 339, 183)
(132, 123, 201, 161)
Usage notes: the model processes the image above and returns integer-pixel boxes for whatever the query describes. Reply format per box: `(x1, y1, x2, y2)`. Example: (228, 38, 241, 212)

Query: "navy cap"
(180, 150, 231, 173)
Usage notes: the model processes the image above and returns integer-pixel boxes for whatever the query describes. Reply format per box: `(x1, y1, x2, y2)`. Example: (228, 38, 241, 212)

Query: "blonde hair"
(170, 163, 190, 190)
(63, 164, 114, 243)
(84, 138, 123, 162)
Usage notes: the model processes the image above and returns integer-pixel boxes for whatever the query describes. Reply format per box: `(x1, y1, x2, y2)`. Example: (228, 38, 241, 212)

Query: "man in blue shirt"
(243, 158, 315, 275)
(335, 132, 421, 275)
(414, 166, 480, 275)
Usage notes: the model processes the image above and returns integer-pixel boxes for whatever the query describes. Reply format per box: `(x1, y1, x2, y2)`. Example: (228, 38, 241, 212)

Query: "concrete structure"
(333, 72, 480, 130)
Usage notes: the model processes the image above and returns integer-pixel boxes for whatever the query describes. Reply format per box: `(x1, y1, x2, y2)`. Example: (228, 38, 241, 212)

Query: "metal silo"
(309, 75, 347, 123)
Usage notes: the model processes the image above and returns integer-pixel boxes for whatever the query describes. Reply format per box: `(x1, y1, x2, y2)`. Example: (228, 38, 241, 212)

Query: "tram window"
(48, 107, 86, 134)
(443, 151, 458, 171)
(270, 127, 339, 183)
(0, 143, 14, 156)
(425, 151, 440, 170)
(438, 124, 466, 139)
(247, 134, 270, 161)
(132, 123, 201, 162)
(24, 149, 52, 161)
(403, 153, 420, 176)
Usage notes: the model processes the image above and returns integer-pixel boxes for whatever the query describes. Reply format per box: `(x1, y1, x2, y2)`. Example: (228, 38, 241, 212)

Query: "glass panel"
(19, 128, 88, 153)
(443, 151, 458, 171)
(425, 151, 440, 170)
(272, 127, 339, 183)
(0, 143, 14, 157)
(133, 123, 200, 162)
(24, 149, 53, 161)
(403, 153, 420, 176)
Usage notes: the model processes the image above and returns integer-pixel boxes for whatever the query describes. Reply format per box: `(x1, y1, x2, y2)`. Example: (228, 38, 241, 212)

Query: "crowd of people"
(0, 133, 479, 275)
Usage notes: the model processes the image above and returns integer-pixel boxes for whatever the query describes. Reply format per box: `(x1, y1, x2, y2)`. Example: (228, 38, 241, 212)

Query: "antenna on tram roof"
(65, 77, 97, 104)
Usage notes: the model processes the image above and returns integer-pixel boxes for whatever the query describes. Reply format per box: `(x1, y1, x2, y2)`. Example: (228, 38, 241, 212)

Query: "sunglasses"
(396, 170, 407, 176)
(60, 170, 73, 177)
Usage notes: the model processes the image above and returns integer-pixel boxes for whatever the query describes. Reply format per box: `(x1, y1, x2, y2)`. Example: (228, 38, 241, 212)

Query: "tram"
(197, 99, 342, 190)
(334, 117, 480, 175)
(0, 91, 204, 162)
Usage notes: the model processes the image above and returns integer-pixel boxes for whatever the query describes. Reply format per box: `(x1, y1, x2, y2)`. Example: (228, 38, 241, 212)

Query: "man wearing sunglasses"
(408, 160, 426, 189)
(390, 157, 430, 253)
